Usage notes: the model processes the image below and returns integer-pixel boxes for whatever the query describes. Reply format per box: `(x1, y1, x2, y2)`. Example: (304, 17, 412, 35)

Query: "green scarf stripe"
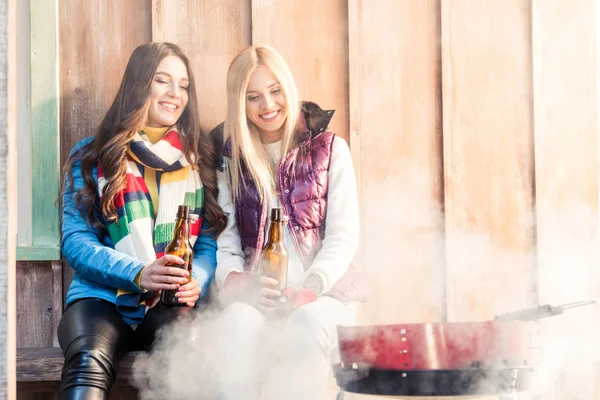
(153, 222, 176, 246)
(184, 187, 204, 208)
(108, 220, 130, 245)
(107, 200, 153, 244)
(124, 199, 153, 220)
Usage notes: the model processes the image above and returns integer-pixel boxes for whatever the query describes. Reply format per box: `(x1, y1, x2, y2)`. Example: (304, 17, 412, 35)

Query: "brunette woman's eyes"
(180, 85, 189, 90)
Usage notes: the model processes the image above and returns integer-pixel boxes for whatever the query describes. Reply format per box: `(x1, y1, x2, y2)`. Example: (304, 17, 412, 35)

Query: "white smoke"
(130, 164, 600, 400)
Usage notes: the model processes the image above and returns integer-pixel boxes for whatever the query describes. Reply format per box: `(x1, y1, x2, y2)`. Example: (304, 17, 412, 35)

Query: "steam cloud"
(130, 166, 600, 400)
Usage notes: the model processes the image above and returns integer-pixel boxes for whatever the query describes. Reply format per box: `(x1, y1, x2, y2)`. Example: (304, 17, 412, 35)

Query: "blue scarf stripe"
(129, 141, 172, 171)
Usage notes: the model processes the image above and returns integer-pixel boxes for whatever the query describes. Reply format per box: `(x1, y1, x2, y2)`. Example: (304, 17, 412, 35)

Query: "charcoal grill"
(334, 301, 595, 399)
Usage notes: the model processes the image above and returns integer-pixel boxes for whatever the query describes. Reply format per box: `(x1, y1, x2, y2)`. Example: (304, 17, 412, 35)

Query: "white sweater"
(215, 136, 359, 295)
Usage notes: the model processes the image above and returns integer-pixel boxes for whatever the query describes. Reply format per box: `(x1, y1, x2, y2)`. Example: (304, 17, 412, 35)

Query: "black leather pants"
(57, 298, 195, 400)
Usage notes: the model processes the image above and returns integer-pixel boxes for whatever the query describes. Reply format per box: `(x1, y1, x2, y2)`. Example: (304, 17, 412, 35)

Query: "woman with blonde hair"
(58, 42, 226, 399)
(211, 45, 363, 400)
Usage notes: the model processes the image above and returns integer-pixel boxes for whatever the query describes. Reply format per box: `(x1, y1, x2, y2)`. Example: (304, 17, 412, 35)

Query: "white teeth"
(161, 102, 177, 111)
(261, 110, 278, 119)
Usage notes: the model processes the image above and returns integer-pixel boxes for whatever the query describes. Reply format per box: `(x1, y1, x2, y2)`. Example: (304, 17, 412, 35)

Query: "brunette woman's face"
(147, 56, 189, 128)
(245, 66, 287, 143)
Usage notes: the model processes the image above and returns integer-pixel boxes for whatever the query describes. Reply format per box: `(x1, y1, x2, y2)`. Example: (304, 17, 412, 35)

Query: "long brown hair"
(64, 42, 227, 236)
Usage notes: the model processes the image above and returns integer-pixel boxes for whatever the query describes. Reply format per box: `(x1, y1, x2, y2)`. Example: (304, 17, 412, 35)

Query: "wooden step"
(17, 347, 142, 382)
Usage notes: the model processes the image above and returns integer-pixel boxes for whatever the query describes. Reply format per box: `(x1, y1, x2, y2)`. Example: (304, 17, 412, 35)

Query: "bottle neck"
(173, 217, 191, 243)
(267, 220, 284, 244)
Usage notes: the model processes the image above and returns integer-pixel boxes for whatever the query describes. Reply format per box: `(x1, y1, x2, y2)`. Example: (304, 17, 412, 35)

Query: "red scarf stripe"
(163, 130, 184, 151)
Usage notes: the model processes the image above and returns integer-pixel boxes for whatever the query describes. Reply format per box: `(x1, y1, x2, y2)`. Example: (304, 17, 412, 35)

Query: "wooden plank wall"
(59, 0, 152, 161)
(151, 0, 251, 134)
(16, 0, 600, 399)
(3, 0, 17, 397)
(251, 0, 349, 140)
(442, 0, 537, 322)
(532, 1, 600, 399)
(349, 0, 445, 326)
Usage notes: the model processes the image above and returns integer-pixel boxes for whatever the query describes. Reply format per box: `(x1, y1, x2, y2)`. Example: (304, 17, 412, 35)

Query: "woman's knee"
(60, 335, 120, 394)
(58, 299, 131, 352)
(57, 299, 133, 395)
(284, 302, 338, 355)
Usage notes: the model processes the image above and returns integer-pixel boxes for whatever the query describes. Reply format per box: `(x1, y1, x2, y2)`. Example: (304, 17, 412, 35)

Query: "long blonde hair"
(224, 45, 300, 201)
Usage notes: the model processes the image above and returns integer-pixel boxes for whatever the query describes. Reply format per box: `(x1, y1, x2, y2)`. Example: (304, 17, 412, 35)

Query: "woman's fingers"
(177, 295, 199, 303)
(174, 279, 201, 303)
(178, 280, 199, 292)
(140, 258, 190, 291)
(259, 276, 279, 287)
(160, 266, 189, 278)
(151, 274, 188, 285)
(158, 254, 185, 265)
(260, 287, 281, 299)
(152, 282, 181, 291)
(257, 296, 276, 308)
(176, 286, 200, 303)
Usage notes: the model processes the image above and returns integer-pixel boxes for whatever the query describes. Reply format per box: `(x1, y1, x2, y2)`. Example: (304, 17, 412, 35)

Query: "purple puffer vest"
(212, 102, 363, 303)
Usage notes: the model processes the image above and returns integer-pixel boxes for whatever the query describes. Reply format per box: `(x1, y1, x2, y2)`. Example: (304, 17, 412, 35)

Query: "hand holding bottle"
(159, 205, 195, 307)
(223, 271, 281, 313)
(140, 254, 190, 291)
(174, 278, 201, 307)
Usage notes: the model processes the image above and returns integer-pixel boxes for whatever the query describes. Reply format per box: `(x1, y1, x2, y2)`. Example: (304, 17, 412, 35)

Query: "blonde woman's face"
(245, 66, 287, 143)
(147, 56, 189, 128)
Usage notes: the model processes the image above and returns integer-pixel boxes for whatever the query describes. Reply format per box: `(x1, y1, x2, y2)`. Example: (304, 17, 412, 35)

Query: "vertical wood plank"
(347, 0, 361, 187)
(16, 262, 54, 348)
(533, 0, 600, 309)
(62, 260, 74, 307)
(59, 0, 152, 167)
(349, 0, 444, 326)
(152, 0, 252, 134)
(532, 1, 600, 399)
(51, 261, 62, 347)
(16, 0, 31, 249)
(30, 0, 60, 253)
(1, 0, 17, 395)
(251, 0, 349, 142)
(441, 0, 536, 322)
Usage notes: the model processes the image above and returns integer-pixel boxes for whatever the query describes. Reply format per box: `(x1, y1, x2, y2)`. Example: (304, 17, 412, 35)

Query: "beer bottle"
(161, 205, 194, 307)
(260, 208, 288, 292)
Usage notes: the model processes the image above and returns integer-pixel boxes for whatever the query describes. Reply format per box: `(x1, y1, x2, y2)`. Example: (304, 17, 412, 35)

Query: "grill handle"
(493, 300, 596, 321)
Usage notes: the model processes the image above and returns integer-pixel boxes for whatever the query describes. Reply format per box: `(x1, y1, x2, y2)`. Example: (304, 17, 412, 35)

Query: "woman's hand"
(174, 278, 201, 307)
(255, 276, 281, 315)
(223, 272, 281, 314)
(140, 255, 190, 292)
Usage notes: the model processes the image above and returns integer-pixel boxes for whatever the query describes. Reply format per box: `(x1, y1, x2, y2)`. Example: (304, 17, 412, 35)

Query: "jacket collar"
(296, 101, 335, 143)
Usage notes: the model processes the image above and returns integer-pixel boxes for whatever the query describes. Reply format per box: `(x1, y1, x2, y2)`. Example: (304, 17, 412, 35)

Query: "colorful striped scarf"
(98, 127, 204, 324)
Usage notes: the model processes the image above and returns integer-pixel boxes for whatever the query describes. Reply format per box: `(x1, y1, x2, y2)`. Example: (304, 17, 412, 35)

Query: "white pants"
(213, 296, 357, 400)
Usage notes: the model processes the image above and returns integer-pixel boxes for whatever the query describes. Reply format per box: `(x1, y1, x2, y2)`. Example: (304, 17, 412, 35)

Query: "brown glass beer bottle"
(160, 205, 194, 307)
(260, 208, 288, 291)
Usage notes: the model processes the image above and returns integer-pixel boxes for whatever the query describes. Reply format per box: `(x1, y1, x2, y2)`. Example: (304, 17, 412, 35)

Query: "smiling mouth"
(159, 102, 179, 113)
(259, 110, 280, 121)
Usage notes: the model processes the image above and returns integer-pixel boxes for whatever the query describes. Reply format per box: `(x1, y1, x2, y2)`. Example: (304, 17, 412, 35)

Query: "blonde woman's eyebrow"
(247, 83, 280, 94)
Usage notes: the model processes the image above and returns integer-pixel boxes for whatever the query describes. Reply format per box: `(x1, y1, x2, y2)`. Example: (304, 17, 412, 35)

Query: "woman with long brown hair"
(58, 42, 226, 399)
